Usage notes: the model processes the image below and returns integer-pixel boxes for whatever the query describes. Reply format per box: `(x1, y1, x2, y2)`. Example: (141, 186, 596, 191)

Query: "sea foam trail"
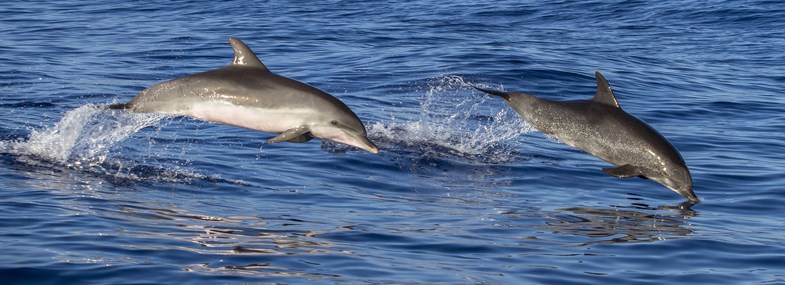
(364, 75, 531, 163)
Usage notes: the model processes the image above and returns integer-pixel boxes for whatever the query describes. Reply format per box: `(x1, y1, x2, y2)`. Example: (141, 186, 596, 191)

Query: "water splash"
(367, 75, 531, 163)
(2, 104, 164, 166)
(0, 104, 244, 184)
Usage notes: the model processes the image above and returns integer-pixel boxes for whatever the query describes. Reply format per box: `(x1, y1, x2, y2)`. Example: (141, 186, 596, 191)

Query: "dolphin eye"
(331, 120, 338, 125)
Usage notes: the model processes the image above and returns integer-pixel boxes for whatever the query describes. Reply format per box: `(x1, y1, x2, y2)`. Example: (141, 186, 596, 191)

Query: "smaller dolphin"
(110, 37, 378, 154)
(475, 72, 696, 202)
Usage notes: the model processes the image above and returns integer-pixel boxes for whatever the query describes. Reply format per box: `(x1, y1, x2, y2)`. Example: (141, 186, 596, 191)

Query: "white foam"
(0, 104, 252, 185)
(366, 75, 531, 163)
(2, 104, 165, 166)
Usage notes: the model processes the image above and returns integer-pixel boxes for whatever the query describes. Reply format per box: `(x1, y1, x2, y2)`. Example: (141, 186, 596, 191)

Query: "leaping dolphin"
(475, 72, 696, 202)
(110, 37, 378, 154)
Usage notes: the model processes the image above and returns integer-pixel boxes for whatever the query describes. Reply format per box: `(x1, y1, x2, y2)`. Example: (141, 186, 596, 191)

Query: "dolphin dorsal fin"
(228, 37, 269, 71)
(593, 71, 620, 108)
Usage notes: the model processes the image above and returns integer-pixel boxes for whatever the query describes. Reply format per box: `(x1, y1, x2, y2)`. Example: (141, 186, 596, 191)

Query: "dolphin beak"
(679, 187, 699, 203)
(353, 134, 379, 154)
(658, 172, 698, 203)
(362, 140, 380, 154)
(677, 175, 699, 203)
(666, 178, 698, 203)
(339, 129, 379, 154)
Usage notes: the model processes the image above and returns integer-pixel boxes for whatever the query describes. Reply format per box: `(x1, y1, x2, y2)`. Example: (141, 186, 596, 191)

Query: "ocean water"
(1, 1, 784, 284)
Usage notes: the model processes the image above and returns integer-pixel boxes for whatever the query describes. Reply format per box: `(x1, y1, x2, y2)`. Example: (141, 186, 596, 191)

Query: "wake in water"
(363, 75, 531, 163)
(0, 104, 238, 184)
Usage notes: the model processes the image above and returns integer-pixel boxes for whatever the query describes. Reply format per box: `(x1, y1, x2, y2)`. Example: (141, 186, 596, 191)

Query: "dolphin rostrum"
(110, 37, 378, 154)
(475, 72, 696, 202)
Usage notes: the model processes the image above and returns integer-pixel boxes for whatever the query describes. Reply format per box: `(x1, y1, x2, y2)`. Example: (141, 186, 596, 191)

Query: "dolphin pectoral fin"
(603, 164, 643, 178)
(286, 133, 314, 143)
(268, 126, 312, 143)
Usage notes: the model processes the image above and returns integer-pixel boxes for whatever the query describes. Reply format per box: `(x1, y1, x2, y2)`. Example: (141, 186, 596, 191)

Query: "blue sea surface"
(2, 1, 785, 284)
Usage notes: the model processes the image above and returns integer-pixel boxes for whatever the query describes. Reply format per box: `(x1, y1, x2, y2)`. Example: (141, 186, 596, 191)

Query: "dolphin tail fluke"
(107, 103, 129, 110)
(471, 86, 511, 100)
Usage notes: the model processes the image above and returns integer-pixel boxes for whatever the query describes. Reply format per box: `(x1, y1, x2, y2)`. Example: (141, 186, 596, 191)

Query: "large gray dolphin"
(110, 37, 378, 153)
(475, 72, 696, 202)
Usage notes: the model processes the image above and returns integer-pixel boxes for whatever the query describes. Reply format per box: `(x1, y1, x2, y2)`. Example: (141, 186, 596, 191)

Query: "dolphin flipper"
(268, 126, 313, 143)
(286, 133, 314, 143)
(603, 164, 644, 178)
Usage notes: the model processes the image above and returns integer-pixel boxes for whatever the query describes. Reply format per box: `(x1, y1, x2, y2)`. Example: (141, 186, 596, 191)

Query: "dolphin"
(474, 72, 696, 202)
(110, 37, 378, 154)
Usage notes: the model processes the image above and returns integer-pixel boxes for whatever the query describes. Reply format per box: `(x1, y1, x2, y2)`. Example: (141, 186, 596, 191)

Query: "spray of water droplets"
(366, 75, 531, 163)
(0, 104, 237, 184)
(3, 75, 530, 182)
(1, 104, 164, 166)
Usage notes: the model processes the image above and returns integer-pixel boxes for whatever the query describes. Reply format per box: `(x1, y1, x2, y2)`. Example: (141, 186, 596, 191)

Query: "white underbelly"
(178, 101, 312, 133)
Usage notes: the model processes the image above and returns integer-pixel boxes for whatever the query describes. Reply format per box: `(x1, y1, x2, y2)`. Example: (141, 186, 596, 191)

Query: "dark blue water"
(2, 1, 785, 284)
